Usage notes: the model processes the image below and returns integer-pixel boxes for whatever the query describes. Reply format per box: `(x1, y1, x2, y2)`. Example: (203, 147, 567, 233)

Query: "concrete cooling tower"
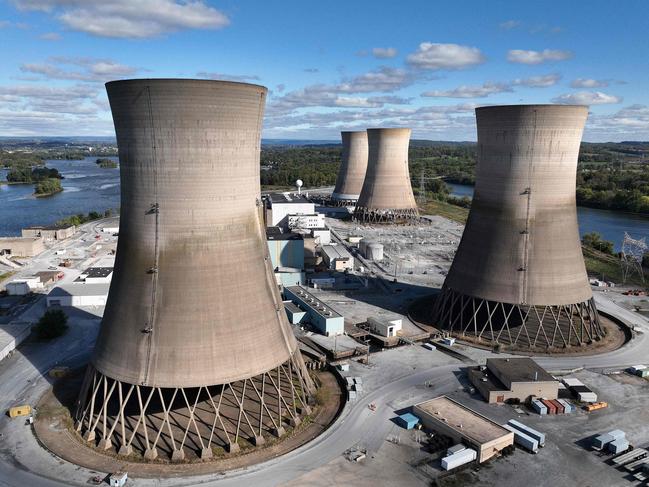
(432, 105, 603, 350)
(331, 130, 368, 206)
(354, 128, 418, 222)
(75, 79, 314, 461)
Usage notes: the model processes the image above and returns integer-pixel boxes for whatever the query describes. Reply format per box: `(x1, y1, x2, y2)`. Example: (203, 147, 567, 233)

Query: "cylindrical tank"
(361, 241, 384, 261)
(354, 128, 418, 222)
(75, 79, 314, 460)
(433, 105, 602, 349)
(332, 131, 368, 205)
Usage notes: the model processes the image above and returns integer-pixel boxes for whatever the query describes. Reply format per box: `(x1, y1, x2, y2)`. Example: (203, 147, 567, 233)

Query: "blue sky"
(0, 0, 647, 141)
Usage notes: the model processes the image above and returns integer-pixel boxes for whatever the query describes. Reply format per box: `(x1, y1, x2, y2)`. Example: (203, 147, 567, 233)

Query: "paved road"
(0, 253, 647, 486)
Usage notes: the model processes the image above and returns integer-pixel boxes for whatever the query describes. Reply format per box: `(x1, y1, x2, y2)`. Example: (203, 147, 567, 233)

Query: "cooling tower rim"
(105, 77, 267, 92)
(366, 127, 411, 133)
(341, 130, 368, 135)
(476, 104, 588, 113)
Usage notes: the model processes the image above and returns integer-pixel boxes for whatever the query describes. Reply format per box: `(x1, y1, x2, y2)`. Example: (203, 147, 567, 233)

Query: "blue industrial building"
(284, 286, 344, 336)
(266, 227, 304, 270)
(396, 413, 420, 430)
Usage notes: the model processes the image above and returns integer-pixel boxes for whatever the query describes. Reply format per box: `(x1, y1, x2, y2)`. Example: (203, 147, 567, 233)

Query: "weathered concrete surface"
(94, 79, 301, 387)
(332, 131, 368, 202)
(355, 128, 418, 214)
(445, 105, 591, 306)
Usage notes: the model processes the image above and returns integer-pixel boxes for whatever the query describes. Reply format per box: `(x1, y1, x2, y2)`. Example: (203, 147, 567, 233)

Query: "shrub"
(34, 309, 68, 340)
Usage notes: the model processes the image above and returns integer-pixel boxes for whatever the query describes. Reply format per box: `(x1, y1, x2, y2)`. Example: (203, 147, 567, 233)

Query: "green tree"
(34, 309, 68, 340)
(582, 232, 614, 255)
(35, 178, 62, 195)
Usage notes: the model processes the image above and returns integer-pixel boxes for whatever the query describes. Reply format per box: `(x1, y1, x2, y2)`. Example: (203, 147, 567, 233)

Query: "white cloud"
(407, 43, 485, 70)
(512, 73, 561, 87)
(499, 20, 520, 30)
(571, 78, 609, 88)
(552, 91, 622, 105)
(11, 0, 229, 38)
(196, 72, 261, 82)
(39, 31, 61, 40)
(372, 47, 398, 59)
(20, 57, 139, 82)
(422, 82, 511, 98)
(507, 49, 572, 64)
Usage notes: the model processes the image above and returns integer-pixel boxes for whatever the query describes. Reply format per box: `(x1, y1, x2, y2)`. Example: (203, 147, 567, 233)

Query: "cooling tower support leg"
(74, 354, 314, 460)
(431, 288, 603, 349)
(353, 206, 419, 224)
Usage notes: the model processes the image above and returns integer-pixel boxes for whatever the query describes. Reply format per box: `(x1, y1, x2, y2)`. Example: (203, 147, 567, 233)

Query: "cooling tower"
(331, 131, 368, 206)
(75, 79, 314, 461)
(432, 105, 603, 349)
(354, 128, 418, 222)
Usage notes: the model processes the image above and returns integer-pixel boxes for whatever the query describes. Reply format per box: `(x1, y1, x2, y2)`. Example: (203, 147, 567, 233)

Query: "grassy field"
(418, 199, 469, 223)
(420, 199, 648, 288)
(0, 270, 16, 283)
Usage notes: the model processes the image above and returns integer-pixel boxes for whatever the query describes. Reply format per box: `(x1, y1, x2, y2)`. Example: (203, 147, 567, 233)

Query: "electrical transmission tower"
(621, 232, 647, 284)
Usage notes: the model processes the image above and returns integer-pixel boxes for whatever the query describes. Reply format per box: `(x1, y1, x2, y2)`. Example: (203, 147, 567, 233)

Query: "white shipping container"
(563, 378, 584, 387)
(579, 392, 598, 403)
(608, 429, 626, 440)
(441, 448, 477, 470)
(423, 343, 437, 351)
(503, 424, 539, 453)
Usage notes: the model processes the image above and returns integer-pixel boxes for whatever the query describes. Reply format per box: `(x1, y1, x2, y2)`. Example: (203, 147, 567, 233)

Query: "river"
(448, 183, 649, 252)
(0, 157, 120, 235)
(0, 164, 646, 253)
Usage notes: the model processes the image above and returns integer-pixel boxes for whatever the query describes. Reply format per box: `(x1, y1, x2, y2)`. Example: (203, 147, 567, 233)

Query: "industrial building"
(265, 192, 315, 229)
(46, 283, 110, 307)
(432, 105, 603, 349)
(284, 286, 344, 335)
(0, 321, 32, 362)
(354, 128, 418, 223)
(413, 396, 514, 463)
(5, 276, 44, 295)
(76, 267, 113, 284)
(366, 317, 402, 337)
(312, 228, 331, 245)
(266, 227, 305, 270)
(468, 358, 559, 404)
(321, 244, 354, 271)
(331, 130, 368, 206)
(287, 213, 325, 230)
(274, 266, 305, 287)
(0, 237, 45, 257)
(75, 79, 314, 461)
(21, 224, 76, 241)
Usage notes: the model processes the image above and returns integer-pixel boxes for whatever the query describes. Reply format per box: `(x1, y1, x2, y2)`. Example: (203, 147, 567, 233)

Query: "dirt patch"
(33, 368, 344, 478)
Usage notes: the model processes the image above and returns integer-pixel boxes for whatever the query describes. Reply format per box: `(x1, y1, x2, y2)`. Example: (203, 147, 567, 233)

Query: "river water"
(0, 157, 120, 235)
(448, 183, 649, 252)
(0, 162, 646, 253)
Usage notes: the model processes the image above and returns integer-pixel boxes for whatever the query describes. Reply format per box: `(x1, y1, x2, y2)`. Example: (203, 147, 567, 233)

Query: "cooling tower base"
(432, 287, 604, 349)
(353, 206, 419, 223)
(74, 355, 314, 461)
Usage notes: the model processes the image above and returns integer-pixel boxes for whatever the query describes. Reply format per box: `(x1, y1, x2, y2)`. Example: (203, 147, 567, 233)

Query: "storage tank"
(354, 128, 418, 222)
(332, 131, 368, 206)
(74, 79, 314, 461)
(432, 105, 603, 350)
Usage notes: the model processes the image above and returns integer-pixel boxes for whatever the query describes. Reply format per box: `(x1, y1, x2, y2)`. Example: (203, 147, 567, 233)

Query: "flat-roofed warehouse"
(0, 237, 45, 257)
(21, 224, 75, 240)
(413, 396, 514, 462)
(469, 357, 559, 404)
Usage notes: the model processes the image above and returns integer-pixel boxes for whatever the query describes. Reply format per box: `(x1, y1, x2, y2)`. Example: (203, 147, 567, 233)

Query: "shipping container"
(608, 429, 626, 440)
(639, 369, 649, 378)
(609, 439, 630, 454)
(585, 401, 608, 412)
(441, 448, 477, 470)
(557, 399, 574, 414)
(625, 457, 649, 472)
(613, 447, 647, 466)
(563, 377, 584, 387)
(593, 433, 614, 450)
(541, 399, 556, 414)
(503, 424, 539, 453)
(550, 399, 564, 414)
(531, 399, 547, 415)
(8, 405, 31, 418)
(447, 444, 466, 455)
(508, 419, 546, 447)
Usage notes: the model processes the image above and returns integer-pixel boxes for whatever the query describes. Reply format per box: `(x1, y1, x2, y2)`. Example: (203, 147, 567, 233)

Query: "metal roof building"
(75, 79, 314, 462)
(432, 105, 602, 350)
